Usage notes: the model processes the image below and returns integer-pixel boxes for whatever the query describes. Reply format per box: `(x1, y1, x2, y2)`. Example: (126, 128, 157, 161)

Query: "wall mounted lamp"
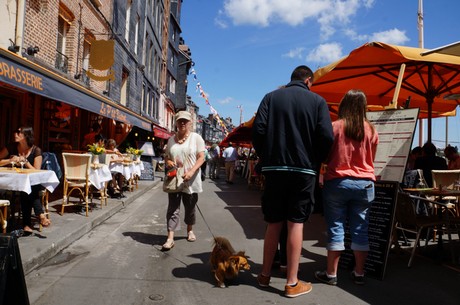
(26, 46, 40, 56)
(8, 39, 19, 53)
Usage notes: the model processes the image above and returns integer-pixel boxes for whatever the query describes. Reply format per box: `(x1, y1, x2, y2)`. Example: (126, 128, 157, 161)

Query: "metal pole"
(418, 0, 424, 146)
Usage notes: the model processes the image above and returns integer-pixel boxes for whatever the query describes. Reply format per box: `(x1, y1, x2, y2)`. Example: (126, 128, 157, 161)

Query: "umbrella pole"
(427, 98, 432, 143)
(386, 64, 406, 109)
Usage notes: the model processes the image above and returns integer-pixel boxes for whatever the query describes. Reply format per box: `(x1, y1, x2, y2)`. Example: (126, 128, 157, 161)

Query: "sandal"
(187, 231, 196, 242)
(162, 239, 175, 250)
(40, 217, 51, 227)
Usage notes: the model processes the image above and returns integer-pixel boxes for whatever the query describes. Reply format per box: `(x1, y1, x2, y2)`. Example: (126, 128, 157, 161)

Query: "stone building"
(0, 0, 189, 154)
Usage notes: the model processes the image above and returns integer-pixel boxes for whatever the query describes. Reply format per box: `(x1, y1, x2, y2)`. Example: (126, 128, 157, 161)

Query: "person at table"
(315, 89, 379, 286)
(162, 110, 205, 250)
(414, 142, 447, 187)
(406, 146, 423, 171)
(105, 139, 125, 198)
(444, 145, 460, 170)
(81, 122, 102, 150)
(0, 126, 51, 233)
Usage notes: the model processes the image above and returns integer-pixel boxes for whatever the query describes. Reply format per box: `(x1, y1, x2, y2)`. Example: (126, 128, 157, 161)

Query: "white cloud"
(345, 28, 409, 45)
(307, 42, 343, 64)
(282, 47, 305, 59)
(218, 97, 234, 105)
(214, 10, 228, 29)
(369, 28, 409, 45)
(222, 0, 374, 39)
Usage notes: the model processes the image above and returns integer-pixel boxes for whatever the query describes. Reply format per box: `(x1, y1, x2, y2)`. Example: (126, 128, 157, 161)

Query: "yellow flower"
(88, 143, 106, 155)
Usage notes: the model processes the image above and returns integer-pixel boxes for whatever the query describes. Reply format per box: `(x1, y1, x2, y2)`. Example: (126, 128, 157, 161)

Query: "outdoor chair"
(0, 199, 10, 233)
(61, 153, 92, 217)
(394, 192, 453, 267)
(431, 169, 460, 216)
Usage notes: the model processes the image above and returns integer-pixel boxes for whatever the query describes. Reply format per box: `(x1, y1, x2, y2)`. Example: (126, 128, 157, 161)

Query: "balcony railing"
(55, 50, 68, 73)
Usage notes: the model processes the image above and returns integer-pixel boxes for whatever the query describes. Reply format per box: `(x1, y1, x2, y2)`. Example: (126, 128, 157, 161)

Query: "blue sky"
(180, 0, 460, 148)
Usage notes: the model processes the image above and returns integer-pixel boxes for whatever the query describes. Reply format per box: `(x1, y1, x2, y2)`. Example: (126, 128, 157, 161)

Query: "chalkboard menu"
(139, 156, 156, 180)
(338, 181, 398, 280)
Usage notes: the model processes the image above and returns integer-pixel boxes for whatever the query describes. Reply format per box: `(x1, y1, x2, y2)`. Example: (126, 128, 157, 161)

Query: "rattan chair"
(0, 199, 10, 233)
(61, 153, 92, 217)
(432, 169, 460, 216)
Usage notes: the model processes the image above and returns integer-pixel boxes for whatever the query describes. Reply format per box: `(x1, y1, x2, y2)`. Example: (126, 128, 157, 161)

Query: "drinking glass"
(19, 160, 26, 171)
(10, 161, 15, 170)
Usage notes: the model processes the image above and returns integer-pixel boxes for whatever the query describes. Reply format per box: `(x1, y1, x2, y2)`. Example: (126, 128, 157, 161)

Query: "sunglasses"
(15, 129, 23, 134)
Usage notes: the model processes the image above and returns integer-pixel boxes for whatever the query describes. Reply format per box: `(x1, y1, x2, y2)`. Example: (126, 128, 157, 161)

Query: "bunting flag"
(190, 68, 229, 135)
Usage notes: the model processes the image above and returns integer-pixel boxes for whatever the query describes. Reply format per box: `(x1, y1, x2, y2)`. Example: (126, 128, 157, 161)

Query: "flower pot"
(92, 154, 100, 164)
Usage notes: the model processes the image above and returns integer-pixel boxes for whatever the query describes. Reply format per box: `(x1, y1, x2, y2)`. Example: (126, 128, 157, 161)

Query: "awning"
(154, 127, 173, 139)
(0, 48, 152, 131)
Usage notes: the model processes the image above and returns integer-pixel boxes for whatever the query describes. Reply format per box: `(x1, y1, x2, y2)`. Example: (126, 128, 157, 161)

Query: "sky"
(180, 0, 460, 148)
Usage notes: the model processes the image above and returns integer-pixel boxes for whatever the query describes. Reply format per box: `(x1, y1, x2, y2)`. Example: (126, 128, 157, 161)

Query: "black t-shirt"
(6, 142, 42, 165)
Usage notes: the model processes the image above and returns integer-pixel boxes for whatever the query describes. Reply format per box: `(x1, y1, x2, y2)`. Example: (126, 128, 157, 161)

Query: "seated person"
(406, 146, 423, 171)
(105, 139, 125, 198)
(0, 127, 50, 233)
(444, 145, 460, 170)
(414, 142, 447, 187)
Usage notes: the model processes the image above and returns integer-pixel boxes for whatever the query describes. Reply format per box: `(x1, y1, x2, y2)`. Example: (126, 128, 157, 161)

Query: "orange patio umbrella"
(312, 42, 460, 142)
(219, 116, 255, 147)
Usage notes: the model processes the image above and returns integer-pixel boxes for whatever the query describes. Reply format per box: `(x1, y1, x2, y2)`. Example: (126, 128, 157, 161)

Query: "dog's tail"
(213, 236, 235, 253)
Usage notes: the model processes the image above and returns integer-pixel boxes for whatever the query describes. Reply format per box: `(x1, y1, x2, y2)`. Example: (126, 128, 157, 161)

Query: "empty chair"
(0, 199, 10, 233)
(61, 153, 92, 217)
(432, 169, 460, 215)
(432, 169, 460, 190)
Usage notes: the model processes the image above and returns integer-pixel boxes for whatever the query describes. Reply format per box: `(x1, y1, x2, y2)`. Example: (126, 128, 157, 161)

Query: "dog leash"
(195, 202, 218, 241)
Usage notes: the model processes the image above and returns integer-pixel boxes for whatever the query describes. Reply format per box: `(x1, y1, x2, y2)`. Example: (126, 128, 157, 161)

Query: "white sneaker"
(162, 239, 174, 250)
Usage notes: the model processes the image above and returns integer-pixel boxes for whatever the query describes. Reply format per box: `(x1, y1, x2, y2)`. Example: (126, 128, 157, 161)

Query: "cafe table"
(0, 167, 59, 194)
(88, 163, 112, 206)
(89, 163, 112, 190)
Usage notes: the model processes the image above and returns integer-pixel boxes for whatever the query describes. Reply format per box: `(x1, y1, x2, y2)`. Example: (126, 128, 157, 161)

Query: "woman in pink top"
(315, 89, 378, 286)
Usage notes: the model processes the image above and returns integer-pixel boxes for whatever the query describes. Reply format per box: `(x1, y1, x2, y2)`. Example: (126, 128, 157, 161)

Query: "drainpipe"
(15, 0, 26, 52)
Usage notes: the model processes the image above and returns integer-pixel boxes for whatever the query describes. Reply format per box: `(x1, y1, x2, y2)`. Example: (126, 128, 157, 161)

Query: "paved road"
(24, 174, 460, 305)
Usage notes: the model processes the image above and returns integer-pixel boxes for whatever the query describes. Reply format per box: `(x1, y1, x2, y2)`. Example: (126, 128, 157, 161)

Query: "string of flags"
(190, 68, 229, 135)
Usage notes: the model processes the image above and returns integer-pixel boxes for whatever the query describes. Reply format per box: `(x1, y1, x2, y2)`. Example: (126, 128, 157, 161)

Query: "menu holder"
(338, 180, 398, 280)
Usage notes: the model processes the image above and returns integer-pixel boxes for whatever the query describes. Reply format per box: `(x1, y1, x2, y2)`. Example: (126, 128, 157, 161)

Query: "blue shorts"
(261, 172, 316, 223)
(322, 178, 375, 251)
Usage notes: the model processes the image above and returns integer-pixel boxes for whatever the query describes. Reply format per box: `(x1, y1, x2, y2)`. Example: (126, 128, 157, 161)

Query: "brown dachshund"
(210, 237, 250, 288)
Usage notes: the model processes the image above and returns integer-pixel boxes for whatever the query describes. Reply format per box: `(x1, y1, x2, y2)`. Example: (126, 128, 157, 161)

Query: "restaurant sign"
(0, 51, 152, 132)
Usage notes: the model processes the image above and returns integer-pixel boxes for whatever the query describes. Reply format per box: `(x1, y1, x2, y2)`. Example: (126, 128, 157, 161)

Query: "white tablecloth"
(89, 164, 112, 190)
(109, 161, 144, 180)
(0, 168, 60, 194)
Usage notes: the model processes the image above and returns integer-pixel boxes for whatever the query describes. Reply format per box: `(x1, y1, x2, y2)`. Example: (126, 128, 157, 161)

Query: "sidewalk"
(17, 177, 161, 274)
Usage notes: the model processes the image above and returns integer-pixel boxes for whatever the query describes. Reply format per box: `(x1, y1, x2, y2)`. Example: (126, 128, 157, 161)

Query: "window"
(56, 16, 70, 72)
(169, 76, 176, 94)
(142, 83, 147, 113)
(124, 0, 132, 42)
(134, 14, 140, 54)
(82, 39, 91, 85)
(120, 68, 129, 106)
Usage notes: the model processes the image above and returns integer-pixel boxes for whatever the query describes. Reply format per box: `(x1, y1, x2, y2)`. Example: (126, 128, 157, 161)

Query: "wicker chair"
(61, 153, 92, 216)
